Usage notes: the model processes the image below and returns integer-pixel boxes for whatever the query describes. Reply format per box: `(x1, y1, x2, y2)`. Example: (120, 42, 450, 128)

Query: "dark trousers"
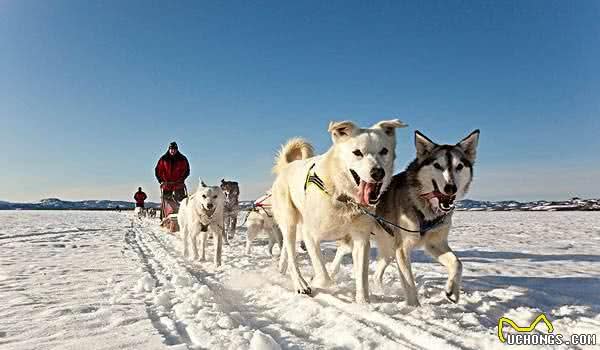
(162, 188, 186, 202)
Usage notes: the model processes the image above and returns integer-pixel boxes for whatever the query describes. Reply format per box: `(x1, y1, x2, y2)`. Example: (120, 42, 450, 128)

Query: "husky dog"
(244, 192, 283, 256)
(272, 120, 407, 303)
(147, 208, 157, 218)
(330, 130, 480, 306)
(178, 179, 226, 267)
(220, 179, 240, 239)
(134, 207, 146, 218)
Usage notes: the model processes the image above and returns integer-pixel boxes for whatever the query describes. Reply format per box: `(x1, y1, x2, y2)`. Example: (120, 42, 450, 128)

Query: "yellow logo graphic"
(497, 314, 554, 343)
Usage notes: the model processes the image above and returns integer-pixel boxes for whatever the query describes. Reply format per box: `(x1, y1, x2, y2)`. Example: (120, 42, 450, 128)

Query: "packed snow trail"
(0, 211, 165, 350)
(1, 211, 599, 349)
(129, 212, 600, 350)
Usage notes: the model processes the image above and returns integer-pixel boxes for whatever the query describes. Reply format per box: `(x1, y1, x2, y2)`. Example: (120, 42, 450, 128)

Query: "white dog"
(244, 193, 283, 256)
(134, 206, 146, 218)
(178, 179, 226, 267)
(271, 120, 407, 303)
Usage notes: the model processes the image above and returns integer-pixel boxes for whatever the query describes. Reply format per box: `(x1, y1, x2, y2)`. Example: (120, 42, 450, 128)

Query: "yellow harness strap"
(304, 164, 329, 195)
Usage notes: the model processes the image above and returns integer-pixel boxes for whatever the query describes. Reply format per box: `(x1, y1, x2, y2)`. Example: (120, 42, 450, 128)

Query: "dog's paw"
(297, 287, 312, 295)
(445, 289, 460, 304)
(294, 277, 312, 295)
(444, 280, 460, 304)
(403, 290, 421, 307)
(278, 261, 288, 275)
(311, 276, 334, 289)
(373, 280, 384, 293)
(405, 298, 421, 307)
(299, 241, 308, 252)
(355, 294, 370, 304)
(445, 281, 460, 304)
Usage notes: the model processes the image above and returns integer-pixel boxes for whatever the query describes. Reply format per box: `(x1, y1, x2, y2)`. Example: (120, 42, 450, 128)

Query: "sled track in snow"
(129, 218, 478, 350)
(137, 222, 325, 349)
(125, 221, 193, 348)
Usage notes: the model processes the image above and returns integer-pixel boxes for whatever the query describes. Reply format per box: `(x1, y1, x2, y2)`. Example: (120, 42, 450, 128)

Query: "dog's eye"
(202, 195, 206, 198)
(213, 195, 217, 199)
(433, 163, 443, 170)
(379, 148, 388, 156)
(456, 163, 464, 171)
(352, 150, 363, 157)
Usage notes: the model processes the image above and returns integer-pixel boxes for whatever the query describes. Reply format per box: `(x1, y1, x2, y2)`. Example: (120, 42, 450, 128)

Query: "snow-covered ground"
(1, 210, 599, 349)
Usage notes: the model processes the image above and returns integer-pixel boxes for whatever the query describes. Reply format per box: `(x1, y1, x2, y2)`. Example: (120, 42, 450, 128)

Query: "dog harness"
(239, 193, 273, 227)
(414, 207, 453, 236)
(302, 164, 452, 236)
(304, 164, 329, 195)
(185, 194, 218, 231)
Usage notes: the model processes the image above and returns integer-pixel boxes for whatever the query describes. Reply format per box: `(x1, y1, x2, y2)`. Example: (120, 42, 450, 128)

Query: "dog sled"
(160, 181, 188, 233)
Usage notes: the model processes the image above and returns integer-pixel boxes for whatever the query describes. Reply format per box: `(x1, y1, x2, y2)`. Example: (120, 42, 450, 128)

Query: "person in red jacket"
(134, 187, 147, 208)
(155, 142, 190, 202)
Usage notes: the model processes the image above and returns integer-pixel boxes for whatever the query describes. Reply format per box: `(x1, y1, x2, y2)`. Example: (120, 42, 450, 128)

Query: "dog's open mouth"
(350, 169, 383, 206)
(420, 180, 457, 213)
(202, 206, 216, 217)
(421, 191, 456, 213)
(438, 195, 456, 212)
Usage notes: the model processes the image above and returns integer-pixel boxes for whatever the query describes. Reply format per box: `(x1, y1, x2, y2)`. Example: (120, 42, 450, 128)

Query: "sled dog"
(272, 120, 407, 303)
(178, 179, 226, 267)
(221, 179, 240, 239)
(244, 192, 283, 256)
(134, 206, 146, 218)
(147, 208, 157, 218)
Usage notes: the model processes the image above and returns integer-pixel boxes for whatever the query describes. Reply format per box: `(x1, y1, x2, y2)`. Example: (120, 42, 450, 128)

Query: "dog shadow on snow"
(320, 246, 600, 317)
(455, 250, 600, 263)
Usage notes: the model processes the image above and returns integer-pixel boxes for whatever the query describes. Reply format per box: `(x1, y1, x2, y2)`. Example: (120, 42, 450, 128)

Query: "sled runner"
(159, 181, 188, 233)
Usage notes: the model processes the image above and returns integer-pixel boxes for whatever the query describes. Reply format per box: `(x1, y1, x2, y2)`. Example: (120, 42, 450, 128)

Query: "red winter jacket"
(134, 191, 147, 206)
(155, 151, 190, 191)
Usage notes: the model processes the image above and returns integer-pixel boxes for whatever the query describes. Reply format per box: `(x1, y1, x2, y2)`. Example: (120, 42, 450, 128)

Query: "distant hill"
(1, 197, 598, 211)
(456, 197, 600, 211)
(0, 198, 160, 210)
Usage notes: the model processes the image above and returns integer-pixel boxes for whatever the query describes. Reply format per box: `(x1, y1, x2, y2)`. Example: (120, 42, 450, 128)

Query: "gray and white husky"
(330, 129, 479, 306)
(220, 179, 240, 239)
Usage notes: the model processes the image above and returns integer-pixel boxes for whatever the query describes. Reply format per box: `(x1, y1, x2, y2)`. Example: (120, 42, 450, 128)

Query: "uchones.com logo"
(498, 313, 597, 346)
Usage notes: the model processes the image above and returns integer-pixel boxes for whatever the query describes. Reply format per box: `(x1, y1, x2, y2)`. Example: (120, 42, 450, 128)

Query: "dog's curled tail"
(272, 138, 315, 175)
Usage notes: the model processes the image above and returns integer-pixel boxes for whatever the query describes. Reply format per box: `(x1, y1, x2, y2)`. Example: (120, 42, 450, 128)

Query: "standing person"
(134, 187, 147, 208)
(155, 142, 190, 203)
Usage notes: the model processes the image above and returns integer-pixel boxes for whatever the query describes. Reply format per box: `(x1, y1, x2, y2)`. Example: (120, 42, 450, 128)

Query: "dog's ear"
(372, 119, 408, 136)
(221, 179, 225, 184)
(328, 120, 357, 143)
(457, 129, 480, 163)
(415, 131, 436, 159)
(199, 178, 207, 188)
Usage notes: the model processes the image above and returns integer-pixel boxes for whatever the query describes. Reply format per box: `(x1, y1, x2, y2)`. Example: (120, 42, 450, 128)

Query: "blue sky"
(0, 0, 598, 202)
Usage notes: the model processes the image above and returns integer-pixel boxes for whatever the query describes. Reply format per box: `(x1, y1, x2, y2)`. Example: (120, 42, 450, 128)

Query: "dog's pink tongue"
(357, 181, 367, 205)
(357, 181, 375, 205)
(429, 197, 441, 214)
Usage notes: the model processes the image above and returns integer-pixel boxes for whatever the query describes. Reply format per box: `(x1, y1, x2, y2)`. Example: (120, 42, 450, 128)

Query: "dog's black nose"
(444, 184, 457, 195)
(207, 203, 214, 209)
(370, 167, 385, 182)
